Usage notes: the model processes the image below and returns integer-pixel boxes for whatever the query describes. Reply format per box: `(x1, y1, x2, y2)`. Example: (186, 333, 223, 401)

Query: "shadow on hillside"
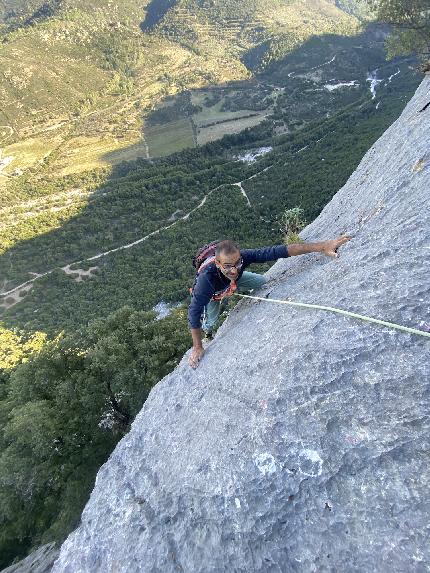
(0, 25, 420, 336)
(139, 0, 178, 32)
(103, 24, 398, 164)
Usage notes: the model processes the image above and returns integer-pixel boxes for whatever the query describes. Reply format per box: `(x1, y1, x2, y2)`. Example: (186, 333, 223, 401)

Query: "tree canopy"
(368, 0, 430, 61)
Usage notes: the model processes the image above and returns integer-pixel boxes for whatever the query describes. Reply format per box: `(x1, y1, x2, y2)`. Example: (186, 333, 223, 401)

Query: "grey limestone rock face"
(51, 77, 430, 572)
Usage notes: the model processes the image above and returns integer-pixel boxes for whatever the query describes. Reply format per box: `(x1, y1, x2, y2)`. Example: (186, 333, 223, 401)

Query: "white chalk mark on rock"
(298, 449, 323, 477)
(254, 452, 277, 475)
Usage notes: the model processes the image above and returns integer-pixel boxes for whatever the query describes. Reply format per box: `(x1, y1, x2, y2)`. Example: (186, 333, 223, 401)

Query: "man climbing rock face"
(188, 236, 351, 369)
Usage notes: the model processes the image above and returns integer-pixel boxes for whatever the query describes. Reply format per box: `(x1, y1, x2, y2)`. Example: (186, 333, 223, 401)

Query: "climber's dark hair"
(215, 240, 240, 258)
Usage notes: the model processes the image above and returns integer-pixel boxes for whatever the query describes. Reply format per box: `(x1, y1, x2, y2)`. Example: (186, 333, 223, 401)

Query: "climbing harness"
(233, 293, 430, 339)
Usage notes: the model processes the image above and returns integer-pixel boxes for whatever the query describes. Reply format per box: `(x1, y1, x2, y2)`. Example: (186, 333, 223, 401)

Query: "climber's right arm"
(188, 274, 214, 369)
(189, 329, 205, 369)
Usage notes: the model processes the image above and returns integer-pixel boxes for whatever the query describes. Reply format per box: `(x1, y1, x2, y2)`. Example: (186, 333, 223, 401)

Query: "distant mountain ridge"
(146, 0, 361, 68)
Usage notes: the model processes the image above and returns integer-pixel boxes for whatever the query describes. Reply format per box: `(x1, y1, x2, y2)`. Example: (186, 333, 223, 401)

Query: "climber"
(188, 235, 351, 368)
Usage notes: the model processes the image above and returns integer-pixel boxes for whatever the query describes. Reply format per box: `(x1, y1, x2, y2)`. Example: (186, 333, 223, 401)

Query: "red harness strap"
(190, 256, 237, 301)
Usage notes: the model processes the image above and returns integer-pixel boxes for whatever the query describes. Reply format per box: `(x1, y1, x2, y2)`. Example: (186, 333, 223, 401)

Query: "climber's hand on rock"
(189, 346, 205, 369)
(321, 235, 351, 258)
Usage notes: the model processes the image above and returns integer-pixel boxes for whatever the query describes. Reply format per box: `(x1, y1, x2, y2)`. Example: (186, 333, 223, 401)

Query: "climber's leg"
(201, 273, 266, 334)
(201, 299, 222, 334)
(201, 296, 231, 334)
(236, 271, 267, 292)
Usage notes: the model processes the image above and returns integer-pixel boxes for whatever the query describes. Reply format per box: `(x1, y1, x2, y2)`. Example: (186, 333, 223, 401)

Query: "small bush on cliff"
(281, 207, 307, 245)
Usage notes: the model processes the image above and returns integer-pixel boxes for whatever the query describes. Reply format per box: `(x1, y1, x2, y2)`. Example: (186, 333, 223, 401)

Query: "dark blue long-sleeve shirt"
(188, 244, 289, 329)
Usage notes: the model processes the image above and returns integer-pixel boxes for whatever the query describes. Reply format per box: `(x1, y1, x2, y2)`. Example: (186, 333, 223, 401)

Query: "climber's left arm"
(287, 235, 351, 258)
(241, 236, 351, 264)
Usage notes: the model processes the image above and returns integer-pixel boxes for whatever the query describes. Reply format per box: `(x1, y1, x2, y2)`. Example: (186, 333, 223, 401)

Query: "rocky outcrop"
(2, 543, 59, 573)
(49, 76, 430, 572)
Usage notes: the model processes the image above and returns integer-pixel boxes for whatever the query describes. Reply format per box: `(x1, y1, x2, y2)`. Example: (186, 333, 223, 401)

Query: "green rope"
(233, 293, 430, 339)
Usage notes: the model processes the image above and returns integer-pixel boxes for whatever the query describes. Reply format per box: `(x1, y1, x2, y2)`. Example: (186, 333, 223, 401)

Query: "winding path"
(0, 155, 279, 300)
(0, 183, 234, 298)
(0, 125, 14, 144)
(1, 135, 329, 301)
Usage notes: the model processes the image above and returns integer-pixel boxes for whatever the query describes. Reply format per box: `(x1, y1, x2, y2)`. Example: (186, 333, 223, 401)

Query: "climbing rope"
(233, 293, 430, 339)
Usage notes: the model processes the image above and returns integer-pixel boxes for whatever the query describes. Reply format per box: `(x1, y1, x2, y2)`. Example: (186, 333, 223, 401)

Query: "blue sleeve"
(241, 244, 289, 265)
(188, 272, 215, 329)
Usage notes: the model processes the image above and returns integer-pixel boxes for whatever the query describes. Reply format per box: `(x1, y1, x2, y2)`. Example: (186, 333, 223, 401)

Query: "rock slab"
(50, 77, 430, 572)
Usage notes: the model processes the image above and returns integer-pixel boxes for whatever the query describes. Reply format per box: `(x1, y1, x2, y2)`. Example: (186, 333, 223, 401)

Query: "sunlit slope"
(0, 0, 363, 179)
(154, 0, 360, 68)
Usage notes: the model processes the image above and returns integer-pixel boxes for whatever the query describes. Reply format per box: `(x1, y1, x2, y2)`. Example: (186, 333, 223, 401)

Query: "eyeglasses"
(217, 257, 243, 271)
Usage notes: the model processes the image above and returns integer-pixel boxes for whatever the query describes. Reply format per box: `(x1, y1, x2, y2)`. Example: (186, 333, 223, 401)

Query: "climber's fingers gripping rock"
(321, 235, 351, 258)
(188, 347, 205, 369)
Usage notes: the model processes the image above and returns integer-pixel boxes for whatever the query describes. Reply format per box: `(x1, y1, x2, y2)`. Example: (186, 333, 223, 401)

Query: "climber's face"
(216, 249, 243, 280)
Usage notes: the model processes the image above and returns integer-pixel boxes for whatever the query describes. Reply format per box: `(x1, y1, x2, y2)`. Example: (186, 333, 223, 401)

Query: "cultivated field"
(144, 119, 195, 157)
(196, 111, 269, 145)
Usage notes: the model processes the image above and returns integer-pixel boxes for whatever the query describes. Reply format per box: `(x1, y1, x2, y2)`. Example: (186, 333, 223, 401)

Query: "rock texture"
(2, 543, 59, 573)
(51, 77, 430, 572)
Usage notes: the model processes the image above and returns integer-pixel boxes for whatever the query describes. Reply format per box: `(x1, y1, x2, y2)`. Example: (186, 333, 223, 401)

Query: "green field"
(144, 118, 195, 157)
(196, 112, 269, 144)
